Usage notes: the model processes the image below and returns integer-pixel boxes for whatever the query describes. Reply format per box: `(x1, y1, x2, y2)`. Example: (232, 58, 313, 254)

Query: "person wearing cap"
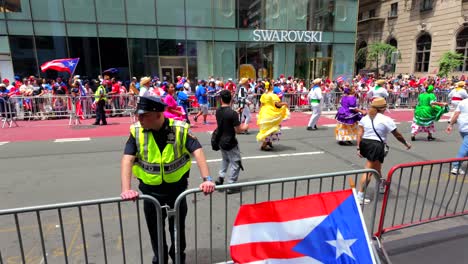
(448, 81, 468, 111)
(93, 80, 108, 125)
(411, 81, 449, 141)
(306, 78, 323, 130)
(120, 95, 215, 264)
(368, 79, 389, 100)
(139, 77, 151, 96)
(446, 95, 468, 175)
(357, 97, 411, 204)
(224, 78, 237, 92)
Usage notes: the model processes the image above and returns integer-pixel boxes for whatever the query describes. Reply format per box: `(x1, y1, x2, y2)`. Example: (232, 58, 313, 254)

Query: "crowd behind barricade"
(0, 72, 465, 123)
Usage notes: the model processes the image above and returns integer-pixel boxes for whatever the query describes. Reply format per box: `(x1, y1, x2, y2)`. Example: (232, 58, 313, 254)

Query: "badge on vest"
(167, 132, 176, 144)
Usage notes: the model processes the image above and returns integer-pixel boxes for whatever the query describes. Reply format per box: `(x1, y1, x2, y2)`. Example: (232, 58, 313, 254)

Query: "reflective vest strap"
(137, 159, 161, 174)
(134, 126, 141, 157)
(143, 130, 149, 161)
(164, 153, 190, 174)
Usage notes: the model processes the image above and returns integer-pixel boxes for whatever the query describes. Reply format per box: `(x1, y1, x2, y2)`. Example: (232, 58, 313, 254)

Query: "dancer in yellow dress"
(256, 83, 290, 151)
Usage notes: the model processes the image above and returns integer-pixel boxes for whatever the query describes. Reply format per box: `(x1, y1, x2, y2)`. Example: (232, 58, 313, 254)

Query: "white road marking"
(193, 151, 324, 164)
(322, 124, 337, 127)
(281, 126, 292, 130)
(54, 138, 91, 143)
(0, 141, 9, 146)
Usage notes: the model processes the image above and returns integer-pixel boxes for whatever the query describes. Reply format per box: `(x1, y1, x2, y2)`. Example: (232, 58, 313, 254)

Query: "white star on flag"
(326, 229, 357, 260)
(67, 61, 75, 67)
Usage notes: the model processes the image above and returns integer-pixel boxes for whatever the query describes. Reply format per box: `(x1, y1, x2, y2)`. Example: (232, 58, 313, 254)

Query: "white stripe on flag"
(230, 216, 326, 246)
(244, 256, 322, 264)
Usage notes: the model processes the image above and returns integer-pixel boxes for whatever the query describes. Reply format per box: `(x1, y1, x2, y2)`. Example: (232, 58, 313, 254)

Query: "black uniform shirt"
(124, 118, 202, 196)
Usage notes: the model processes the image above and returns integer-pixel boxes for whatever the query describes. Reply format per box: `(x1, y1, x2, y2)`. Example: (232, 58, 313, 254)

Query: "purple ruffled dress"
(335, 95, 362, 124)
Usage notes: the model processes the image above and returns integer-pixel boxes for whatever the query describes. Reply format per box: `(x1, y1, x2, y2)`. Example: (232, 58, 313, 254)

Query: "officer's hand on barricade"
(199, 181, 216, 195)
(121, 189, 140, 201)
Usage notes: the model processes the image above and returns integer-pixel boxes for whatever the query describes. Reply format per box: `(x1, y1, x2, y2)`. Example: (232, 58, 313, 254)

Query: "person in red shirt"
(109, 78, 121, 116)
(224, 78, 237, 93)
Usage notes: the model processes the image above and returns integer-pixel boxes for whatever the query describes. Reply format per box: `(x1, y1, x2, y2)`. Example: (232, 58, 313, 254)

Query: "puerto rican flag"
(40, 58, 80, 73)
(230, 189, 376, 264)
(336, 75, 345, 83)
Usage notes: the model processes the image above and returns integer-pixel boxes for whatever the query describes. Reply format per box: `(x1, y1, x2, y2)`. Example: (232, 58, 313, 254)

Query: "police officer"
(120, 95, 215, 264)
(93, 80, 108, 125)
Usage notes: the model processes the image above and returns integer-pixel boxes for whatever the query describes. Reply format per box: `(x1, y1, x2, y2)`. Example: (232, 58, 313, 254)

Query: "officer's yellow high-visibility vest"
(94, 85, 107, 103)
(130, 119, 192, 185)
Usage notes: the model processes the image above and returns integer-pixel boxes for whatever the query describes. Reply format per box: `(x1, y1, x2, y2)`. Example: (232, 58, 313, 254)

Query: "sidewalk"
(0, 110, 417, 142)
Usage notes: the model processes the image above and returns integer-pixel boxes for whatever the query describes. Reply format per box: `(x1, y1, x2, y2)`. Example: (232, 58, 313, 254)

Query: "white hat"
(313, 78, 322, 84)
(228, 78, 233, 81)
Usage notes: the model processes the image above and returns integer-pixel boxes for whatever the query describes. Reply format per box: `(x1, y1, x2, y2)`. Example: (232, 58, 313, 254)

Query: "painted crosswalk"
(0, 141, 9, 146)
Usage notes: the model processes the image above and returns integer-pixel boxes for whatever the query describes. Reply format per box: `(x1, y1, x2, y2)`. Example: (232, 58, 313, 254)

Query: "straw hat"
(371, 97, 387, 108)
(313, 78, 322, 84)
(239, 78, 249, 85)
(140, 77, 151, 86)
(457, 81, 466, 88)
(376, 79, 386, 86)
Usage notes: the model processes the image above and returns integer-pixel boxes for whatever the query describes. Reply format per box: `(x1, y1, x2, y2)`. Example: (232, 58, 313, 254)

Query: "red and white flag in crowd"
(230, 189, 376, 264)
(40, 58, 80, 73)
(336, 75, 344, 83)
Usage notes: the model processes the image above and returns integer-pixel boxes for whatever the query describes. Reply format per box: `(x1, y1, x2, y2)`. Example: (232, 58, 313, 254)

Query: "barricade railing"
(172, 169, 382, 264)
(0, 90, 452, 127)
(0, 195, 164, 264)
(375, 157, 468, 238)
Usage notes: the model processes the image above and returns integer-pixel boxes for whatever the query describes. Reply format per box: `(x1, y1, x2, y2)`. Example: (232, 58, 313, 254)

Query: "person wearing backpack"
(214, 90, 248, 193)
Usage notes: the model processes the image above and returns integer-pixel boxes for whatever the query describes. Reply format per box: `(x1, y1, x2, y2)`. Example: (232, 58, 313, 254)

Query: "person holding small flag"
(306, 78, 323, 131)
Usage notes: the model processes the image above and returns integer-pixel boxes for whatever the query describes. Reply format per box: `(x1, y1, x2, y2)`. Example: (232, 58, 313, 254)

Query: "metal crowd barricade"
(0, 195, 164, 264)
(172, 169, 383, 264)
(1, 97, 19, 128)
(375, 157, 468, 238)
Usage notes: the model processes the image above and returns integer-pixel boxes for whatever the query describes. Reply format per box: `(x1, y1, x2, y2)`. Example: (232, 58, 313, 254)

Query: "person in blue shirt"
(194, 80, 208, 124)
(177, 84, 191, 124)
(273, 81, 283, 99)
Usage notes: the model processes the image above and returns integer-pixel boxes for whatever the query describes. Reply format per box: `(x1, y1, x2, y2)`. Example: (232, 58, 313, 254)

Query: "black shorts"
(360, 138, 385, 163)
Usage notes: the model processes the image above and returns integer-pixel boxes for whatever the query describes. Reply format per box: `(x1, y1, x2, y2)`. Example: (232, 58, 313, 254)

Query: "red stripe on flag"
(230, 240, 304, 263)
(234, 189, 352, 225)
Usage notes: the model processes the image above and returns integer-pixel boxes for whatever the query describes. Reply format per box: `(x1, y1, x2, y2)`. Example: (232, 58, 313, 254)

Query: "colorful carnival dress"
(163, 93, 186, 121)
(256, 92, 290, 143)
(335, 95, 362, 144)
(411, 91, 448, 139)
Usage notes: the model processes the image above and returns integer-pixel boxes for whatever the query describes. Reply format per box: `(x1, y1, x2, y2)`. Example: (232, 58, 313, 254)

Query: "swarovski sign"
(252, 29, 323, 43)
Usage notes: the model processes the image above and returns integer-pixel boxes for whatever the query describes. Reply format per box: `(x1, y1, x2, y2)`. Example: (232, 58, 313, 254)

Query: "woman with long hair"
(163, 83, 186, 121)
(335, 87, 366, 145)
(256, 82, 289, 151)
(411, 81, 449, 141)
(357, 98, 411, 204)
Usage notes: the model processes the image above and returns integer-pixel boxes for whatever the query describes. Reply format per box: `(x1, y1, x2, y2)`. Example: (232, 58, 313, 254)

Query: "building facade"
(357, 0, 468, 76)
(0, 0, 358, 82)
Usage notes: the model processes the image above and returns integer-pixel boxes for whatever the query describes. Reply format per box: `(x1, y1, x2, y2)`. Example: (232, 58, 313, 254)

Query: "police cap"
(136, 95, 167, 114)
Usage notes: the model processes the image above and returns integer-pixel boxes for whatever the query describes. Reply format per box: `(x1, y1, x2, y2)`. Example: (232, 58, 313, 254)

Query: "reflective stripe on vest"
(130, 119, 191, 185)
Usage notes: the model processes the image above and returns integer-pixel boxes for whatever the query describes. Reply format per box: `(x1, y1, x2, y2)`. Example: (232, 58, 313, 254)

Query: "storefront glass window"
(35, 36, 68, 78)
(68, 37, 100, 79)
(238, 0, 262, 28)
(9, 36, 37, 77)
(128, 39, 158, 78)
(31, 0, 63, 21)
(99, 37, 129, 80)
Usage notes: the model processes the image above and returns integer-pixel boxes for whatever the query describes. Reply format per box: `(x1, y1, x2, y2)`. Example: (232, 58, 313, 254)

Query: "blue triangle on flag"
(293, 195, 374, 263)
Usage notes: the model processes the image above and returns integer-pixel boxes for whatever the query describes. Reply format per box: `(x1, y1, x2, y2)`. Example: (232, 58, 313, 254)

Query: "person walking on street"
(120, 95, 215, 264)
(356, 98, 411, 204)
(214, 90, 249, 193)
(93, 80, 108, 125)
(194, 80, 208, 124)
(307, 78, 323, 130)
(446, 97, 468, 175)
(237, 78, 251, 132)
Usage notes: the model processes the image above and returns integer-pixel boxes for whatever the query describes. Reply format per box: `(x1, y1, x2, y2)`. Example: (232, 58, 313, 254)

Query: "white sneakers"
(357, 196, 371, 205)
(451, 167, 465, 175)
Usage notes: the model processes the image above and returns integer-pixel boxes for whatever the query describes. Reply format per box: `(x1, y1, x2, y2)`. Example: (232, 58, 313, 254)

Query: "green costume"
(413, 87, 448, 127)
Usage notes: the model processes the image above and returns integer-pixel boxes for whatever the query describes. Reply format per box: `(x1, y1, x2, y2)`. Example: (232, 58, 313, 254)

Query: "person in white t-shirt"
(446, 97, 468, 175)
(356, 97, 411, 204)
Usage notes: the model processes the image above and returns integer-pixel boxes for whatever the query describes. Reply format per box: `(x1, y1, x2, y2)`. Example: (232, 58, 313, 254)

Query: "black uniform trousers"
(139, 182, 187, 264)
(94, 100, 107, 125)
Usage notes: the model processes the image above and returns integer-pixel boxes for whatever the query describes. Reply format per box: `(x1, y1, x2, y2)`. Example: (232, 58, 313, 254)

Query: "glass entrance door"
(309, 58, 332, 80)
(161, 67, 185, 83)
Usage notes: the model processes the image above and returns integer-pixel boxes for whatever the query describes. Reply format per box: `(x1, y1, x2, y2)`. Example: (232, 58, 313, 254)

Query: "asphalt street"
(0, 121, 467, 264)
